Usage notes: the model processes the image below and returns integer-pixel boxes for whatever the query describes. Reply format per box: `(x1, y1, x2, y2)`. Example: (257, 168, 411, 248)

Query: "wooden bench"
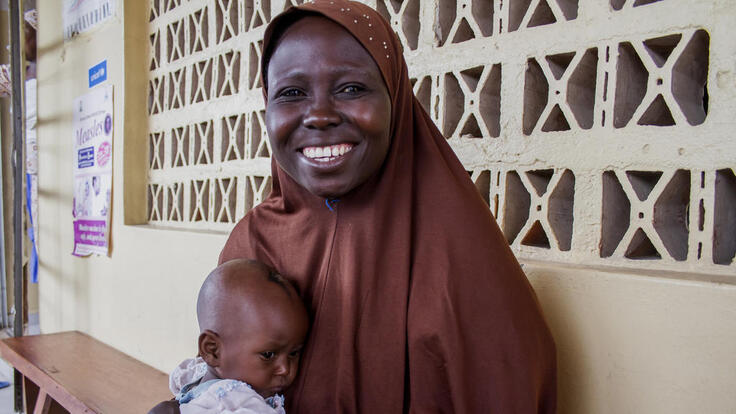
(0, 331, 172, 413)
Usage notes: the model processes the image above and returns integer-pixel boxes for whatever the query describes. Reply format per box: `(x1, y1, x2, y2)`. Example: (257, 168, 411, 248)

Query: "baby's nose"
(274, 356, 289, 376)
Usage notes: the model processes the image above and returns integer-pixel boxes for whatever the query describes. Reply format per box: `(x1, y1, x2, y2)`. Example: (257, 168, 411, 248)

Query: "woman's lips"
(301, 143, 354, 162)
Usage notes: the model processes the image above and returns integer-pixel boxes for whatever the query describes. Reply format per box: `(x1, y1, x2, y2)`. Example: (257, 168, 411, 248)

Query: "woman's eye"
(339, 85, 363, 94)
(278, 88, 303, 98)
(260, 351, 275, 360)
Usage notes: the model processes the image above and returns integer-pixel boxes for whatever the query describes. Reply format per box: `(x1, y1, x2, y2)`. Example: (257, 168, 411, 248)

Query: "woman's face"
(265, 16, 392, 199)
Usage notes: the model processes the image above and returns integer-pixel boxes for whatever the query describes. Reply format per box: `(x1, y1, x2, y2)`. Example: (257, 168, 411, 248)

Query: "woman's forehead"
(271, 16, 364, 59)
(267, 16, 382, 83)
(263, 5, 399, 94)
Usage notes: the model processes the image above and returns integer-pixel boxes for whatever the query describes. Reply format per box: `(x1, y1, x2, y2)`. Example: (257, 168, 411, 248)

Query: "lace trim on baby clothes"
(210, 379, 285, 410)
(265, 394, 285, 412)
(212, 379, 250, 399)
(170, 357, 208, 395)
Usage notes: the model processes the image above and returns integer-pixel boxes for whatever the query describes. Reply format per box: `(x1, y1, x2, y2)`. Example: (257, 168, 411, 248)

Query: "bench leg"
(23, 376, 39, 413)
(33, 390, 52, 414)
(20, 375, 70, 414)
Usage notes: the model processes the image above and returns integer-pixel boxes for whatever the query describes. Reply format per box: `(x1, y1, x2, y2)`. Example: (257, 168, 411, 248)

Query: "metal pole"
(0, 121, 8, 330)
(9, 0, 25, 411)
(10, 0, 25, 339)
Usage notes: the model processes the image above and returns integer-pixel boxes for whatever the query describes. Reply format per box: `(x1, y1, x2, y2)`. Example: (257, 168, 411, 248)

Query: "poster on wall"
(72, 84, 113, 257)
(62, 0, 116, 40)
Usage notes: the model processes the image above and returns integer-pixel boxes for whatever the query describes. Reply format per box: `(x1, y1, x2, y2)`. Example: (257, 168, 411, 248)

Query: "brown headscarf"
(220, 1, 556, 412)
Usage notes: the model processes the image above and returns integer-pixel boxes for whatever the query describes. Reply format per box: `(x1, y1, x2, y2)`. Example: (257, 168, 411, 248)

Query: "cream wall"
(527, 265, 736, 412)
(36, 0, 217, 367)
(34, 1, 736, 414)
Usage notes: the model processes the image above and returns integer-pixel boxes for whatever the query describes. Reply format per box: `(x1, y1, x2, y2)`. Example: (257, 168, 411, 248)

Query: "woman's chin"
(304, 182, 352, 199)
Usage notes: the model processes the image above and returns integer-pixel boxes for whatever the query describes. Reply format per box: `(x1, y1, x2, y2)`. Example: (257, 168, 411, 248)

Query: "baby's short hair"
(196, 258, 300, 334)
(264, 267, 294, 298)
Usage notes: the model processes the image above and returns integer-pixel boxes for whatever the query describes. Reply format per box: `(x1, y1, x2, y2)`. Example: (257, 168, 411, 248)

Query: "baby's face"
(218, 295, 308, 398)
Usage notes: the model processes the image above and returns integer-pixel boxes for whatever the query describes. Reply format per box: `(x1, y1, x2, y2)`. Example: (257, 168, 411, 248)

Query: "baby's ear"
(198, 330, 221, 367)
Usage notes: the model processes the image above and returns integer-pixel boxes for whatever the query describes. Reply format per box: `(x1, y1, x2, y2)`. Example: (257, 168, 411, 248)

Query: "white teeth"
(303, 144, 354, 161)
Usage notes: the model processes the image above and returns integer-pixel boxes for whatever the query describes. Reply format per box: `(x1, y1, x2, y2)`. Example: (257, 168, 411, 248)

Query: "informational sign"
(63, 0, 116, 40)
(72, 84, 113, 256)
(88, 60, 107, 88)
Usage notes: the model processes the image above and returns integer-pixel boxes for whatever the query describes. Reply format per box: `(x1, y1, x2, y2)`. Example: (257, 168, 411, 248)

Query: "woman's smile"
(301, 143, 354, 163)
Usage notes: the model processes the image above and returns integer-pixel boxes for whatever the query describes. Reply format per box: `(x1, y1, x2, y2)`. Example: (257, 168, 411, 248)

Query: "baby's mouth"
(302, 143, 354, 162)
(262, 385, 285, 398)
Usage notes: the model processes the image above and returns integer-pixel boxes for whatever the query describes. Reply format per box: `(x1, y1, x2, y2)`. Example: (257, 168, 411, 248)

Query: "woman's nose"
(303, 97, 341, 129)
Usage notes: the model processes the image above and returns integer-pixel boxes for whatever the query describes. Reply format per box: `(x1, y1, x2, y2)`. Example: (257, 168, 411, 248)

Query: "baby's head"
(197, 259, 308, 398)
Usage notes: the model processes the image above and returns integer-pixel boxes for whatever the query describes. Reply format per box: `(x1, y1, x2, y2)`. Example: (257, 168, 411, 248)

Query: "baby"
(170, 259, 309, 414)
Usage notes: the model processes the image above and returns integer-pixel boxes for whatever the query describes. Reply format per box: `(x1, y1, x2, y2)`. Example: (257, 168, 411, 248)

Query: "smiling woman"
(212, 1, 557, 413)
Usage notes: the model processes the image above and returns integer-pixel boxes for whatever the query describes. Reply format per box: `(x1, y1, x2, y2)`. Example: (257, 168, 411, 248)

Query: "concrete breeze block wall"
(146, 0, 735, 279)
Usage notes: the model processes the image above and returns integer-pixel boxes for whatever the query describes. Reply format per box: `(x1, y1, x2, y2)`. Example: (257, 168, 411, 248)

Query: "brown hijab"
(220, 1, 556, 412)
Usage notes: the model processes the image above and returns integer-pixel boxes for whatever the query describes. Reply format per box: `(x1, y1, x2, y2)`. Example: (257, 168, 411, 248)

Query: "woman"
(221, 1, 556, 411)
(153, 1, 556, 412)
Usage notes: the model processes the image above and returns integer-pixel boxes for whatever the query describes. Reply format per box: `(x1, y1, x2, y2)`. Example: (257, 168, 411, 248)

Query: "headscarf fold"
(220, 1, 556, 412)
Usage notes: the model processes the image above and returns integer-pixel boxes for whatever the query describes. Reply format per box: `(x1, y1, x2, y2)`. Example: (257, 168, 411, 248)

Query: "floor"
(0, 314, 40, 414)
(0, 355, 13, 414)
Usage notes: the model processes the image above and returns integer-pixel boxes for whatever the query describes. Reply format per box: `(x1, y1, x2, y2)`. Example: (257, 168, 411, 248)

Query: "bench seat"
(0, 331, 171, 413)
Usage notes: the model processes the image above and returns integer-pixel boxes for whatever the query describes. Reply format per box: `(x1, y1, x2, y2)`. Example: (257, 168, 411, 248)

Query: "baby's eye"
(288, 349, 301, 359)
(260, 351, 275, 361)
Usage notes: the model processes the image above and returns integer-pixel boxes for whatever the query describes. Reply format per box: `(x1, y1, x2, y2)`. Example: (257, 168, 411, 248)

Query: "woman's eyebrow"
(276, 65, 378, 81)
(325, 65, 376, 78)
(273, 71, 309, 83)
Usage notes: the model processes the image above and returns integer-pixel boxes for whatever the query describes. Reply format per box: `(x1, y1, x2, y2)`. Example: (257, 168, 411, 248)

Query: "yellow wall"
(34, 1, 736, 413)
(527, 265, 736, 412)
(35, 0, 216, 366)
